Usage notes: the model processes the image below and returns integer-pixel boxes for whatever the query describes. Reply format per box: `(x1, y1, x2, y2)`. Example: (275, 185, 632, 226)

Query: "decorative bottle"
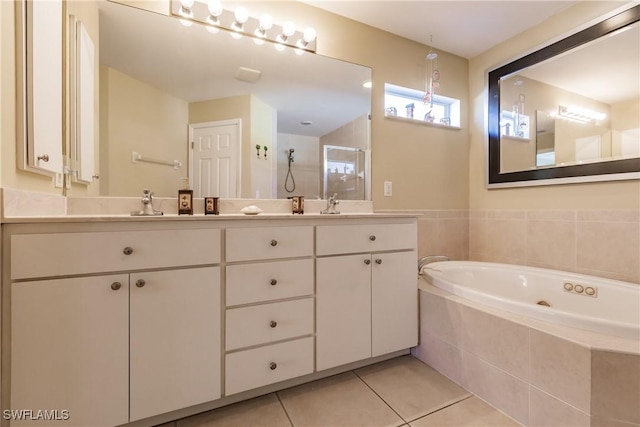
(178, 178, 193, 215)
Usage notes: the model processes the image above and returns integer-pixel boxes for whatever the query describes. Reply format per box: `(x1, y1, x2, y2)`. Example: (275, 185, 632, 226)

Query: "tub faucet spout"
(418, 255, 450, 273)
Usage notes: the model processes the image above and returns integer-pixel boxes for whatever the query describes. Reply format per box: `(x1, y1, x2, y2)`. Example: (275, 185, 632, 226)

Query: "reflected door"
(190, 120, 240, 198)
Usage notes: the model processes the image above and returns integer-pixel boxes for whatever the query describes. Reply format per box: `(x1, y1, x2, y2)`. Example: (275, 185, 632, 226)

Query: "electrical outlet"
(383, 181, 392, 197)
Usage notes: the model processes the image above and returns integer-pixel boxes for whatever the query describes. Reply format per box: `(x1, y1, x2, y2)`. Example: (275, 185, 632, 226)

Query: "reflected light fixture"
(170, 0, 317, 52)
(557, 105, 606, 124)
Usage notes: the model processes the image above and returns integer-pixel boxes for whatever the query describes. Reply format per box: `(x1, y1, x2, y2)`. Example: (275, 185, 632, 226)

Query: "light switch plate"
(384, 181, 392, 197)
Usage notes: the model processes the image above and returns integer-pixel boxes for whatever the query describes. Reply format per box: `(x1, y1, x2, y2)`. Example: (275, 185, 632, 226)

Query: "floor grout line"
(352, 369, 409, 426)
(275, 391, 296, 427)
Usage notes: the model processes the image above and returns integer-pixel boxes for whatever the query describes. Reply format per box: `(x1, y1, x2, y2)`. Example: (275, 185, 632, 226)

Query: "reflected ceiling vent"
(235, 67, 262, 83)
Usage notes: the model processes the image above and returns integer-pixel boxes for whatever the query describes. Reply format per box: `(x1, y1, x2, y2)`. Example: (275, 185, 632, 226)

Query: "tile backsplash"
(470, 210, 640, 284)
(382, 208, 640, 284)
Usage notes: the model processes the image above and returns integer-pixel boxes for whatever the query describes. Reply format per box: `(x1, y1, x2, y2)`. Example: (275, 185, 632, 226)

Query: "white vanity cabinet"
(3, 215, 418, 426)
(224, 226, 315, 395)
(11, 274, 130, 426)
(316, 223, 417, 371)
(7, 226, 222, 426)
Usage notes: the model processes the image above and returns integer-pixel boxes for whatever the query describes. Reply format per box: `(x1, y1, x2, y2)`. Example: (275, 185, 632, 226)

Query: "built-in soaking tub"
(421, 261, 640, 340)
(414, 261, 640, 426)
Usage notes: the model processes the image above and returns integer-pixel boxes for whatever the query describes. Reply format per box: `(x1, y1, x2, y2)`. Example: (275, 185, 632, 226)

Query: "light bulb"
(208, 0, 223, 17)
(282, 21, 296, 37)
(302, 27, 316, 43)
(234, 6, 249, 24)
(259, 14, 273, 31)
(179, 0, 195, 10)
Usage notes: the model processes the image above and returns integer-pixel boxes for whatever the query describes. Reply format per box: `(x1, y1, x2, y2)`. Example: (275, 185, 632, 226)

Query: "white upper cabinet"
(21, 0, 64, 175)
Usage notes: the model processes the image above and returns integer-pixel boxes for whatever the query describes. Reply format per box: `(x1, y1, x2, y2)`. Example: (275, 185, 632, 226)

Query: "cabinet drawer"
(316, 223, 416, 255)
(226, 259, 313, 306)
(226, 226, 313, 262)
(11, 229, 221, 279)
(225, 337, 313, 395)
(226, 298, 313, 351)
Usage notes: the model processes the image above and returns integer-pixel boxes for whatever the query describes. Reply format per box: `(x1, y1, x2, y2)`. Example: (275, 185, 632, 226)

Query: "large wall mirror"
(488, 5, 640, 187)
(82, 1, 371, 199)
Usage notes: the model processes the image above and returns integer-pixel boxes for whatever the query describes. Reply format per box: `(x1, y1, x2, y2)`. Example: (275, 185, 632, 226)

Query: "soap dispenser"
(178, 178, 193, 215)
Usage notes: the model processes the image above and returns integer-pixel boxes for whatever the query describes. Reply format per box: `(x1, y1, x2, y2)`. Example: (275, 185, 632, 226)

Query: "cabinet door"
(371, 251, 418, 356)
(130, 267, 221, 421)
(316, 255, 371, 371)
(11, 275, 129, 426)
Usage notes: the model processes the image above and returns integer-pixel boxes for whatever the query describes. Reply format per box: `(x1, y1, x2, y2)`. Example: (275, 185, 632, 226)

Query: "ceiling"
(303, 1, 579, 59)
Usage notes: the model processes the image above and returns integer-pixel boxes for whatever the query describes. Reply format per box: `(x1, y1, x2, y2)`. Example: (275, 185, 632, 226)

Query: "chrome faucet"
(131, 189, 163, 216)
(321, 193, 340, 214)
(418, 255, 450, 274)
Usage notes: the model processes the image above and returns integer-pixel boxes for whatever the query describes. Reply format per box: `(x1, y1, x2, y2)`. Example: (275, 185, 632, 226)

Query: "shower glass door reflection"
(323, 145, 367, 200)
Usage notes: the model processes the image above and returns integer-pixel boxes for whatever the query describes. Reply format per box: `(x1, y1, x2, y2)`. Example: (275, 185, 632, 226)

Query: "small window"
(500, 110, 530, 139)
(384, 83, 460, 128)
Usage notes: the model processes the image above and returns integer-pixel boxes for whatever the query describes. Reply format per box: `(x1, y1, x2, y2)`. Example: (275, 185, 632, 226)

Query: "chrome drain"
(536, 300, 551, 307)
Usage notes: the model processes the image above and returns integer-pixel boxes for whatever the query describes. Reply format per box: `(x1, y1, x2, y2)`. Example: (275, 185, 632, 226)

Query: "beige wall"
(101, 67, 188, 196)
(249, 96, 276, 199)
(469, 1, 640, 210)
(611, 97, 640, 157)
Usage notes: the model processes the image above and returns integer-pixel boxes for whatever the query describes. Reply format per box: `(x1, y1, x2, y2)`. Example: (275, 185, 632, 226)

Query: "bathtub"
(414, 261, 640, 426)
(421, 261, 639, 340)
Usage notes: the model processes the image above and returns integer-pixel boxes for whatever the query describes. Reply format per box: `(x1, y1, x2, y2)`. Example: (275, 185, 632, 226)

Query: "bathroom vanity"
(1, 213, 417, 426)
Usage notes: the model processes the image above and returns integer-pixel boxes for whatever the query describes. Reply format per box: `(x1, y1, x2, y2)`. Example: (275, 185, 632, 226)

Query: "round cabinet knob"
(369, 235, 376, 241)
(270, 320, 278, 328)
(269, 362, 277, 370)
(270, 239, 278, 247)
(123, 247, 134, 255)
(270, 279, 278, 286)
(364, 259, 371, 265)
(375, 259, 382, 264)
(111, 282, 122, 291)
(37, 154, 49, 162)
(135, 279, 146, 288)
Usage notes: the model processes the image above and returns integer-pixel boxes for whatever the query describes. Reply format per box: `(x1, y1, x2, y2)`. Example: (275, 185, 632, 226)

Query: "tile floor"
(159, 356, 520, 427)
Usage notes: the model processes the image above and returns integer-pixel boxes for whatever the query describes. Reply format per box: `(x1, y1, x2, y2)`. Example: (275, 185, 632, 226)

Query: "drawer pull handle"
(270, 279, 278, 286)
(111, 282, 122, 291)
(364, 259, 371, 265)
(123, 247, 134, 255)
(269, 362, 277, 370)
(37, 154, 50, 162)
(375, 259, 382, 265)
(135, 279, 146, 288)
(270, 239, 278, 247)
(270, 320, 278, 328)
(369, 235, 376, 241)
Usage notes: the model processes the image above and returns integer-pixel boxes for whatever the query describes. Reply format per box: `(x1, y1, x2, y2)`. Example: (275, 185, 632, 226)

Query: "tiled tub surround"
(469, 210, 640, 285)
(380, 208, 640, 285)
(413, 282, 640, 427)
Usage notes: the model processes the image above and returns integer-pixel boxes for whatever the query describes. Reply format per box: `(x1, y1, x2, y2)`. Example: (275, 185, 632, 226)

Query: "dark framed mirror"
(488, 5, 640, 187)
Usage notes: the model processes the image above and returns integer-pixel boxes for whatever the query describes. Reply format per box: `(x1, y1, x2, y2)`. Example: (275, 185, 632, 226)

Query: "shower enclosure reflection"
(323, 146, 368, 200)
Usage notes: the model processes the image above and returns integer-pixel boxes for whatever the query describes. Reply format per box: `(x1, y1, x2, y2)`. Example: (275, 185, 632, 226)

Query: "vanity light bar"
(172, 0, 317, 53)
(557, 105, 606, 124)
